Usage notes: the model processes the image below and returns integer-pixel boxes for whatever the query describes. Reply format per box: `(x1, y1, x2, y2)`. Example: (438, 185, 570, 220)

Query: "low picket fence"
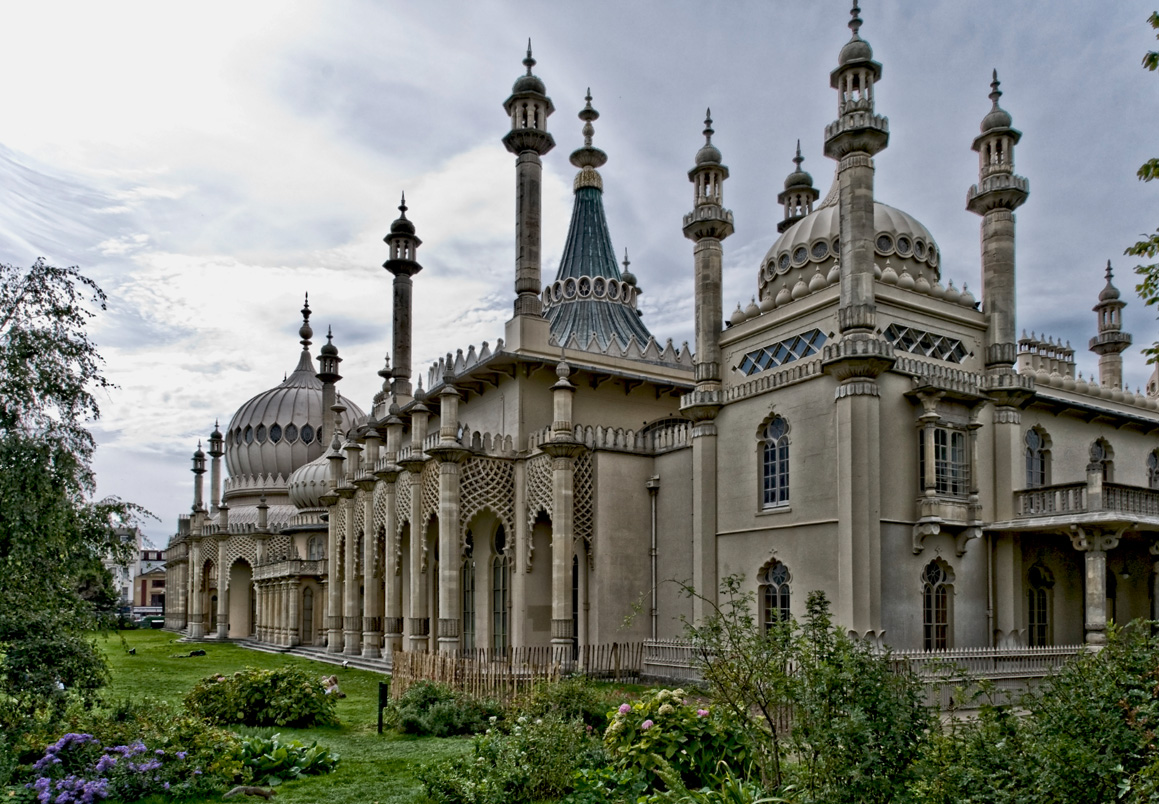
(391, 642, 644, 702)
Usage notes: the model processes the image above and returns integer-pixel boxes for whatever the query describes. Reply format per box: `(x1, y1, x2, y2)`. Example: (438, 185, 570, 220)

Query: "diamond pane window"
(884, 323, 967, 364)
(738, 329, 828, 376)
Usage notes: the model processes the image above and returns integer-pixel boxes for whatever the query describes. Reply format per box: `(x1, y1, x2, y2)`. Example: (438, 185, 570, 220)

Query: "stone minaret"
(383, 195, 422, 401)
(207, 421, 224, 514)
(316, 327, 342, 446)
(824, 2, 888, 334)
(191, 442, 207, 513)
(503, 42, 555, 318)
(681, 110, 733, 622)
(967, 70, 1029, 372)
(1090, 261, 1132, 389)
(777, 141, 818, 234)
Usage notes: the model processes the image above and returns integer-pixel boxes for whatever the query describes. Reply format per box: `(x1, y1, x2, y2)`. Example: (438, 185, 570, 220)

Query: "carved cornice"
(1069, 525, 1127, 552)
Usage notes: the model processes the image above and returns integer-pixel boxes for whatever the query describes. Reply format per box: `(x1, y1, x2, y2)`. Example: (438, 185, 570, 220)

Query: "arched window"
(1027, 563, 1054, 647)
(492, 526, 510, 653)
(1025, 428, 1049, 488)
(761, 416, 790, 509)
(461, 532, 476, 652)
(306, 536, 325, 560)
(1148, 450, 1159, 490)
(758, 559, 791, 630)
(921, 560, 952, 651)
(1090, 439, 1115, 482)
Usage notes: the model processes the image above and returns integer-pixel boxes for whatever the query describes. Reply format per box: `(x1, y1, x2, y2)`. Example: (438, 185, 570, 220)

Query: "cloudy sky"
(2, 1, 1156, 545)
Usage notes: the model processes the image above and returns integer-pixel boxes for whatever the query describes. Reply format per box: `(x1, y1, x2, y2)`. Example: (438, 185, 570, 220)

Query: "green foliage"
(517, 674, 619, 730)
(603, 688, 752, 791)
(683, 579, 931, 802)
(184, 666, 339, 728)
(915, 624, 1159, 804)
(385, 680, 501, 737)
(642, 761, 789, 804)
(238, 733, 339, 787)
(419, 715, 604, 804)
(1129, 12, 1159, 362)
(564, 766, 650, 804)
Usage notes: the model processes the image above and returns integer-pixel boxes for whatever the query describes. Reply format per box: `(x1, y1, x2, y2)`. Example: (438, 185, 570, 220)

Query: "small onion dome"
(389, 193, 416, 236)
(513, 43, 546, 95)
(784, 142, 813, 190)
(729, 303, 746, 326)
(695, 109, 722, 166)
(320, 327, 339, 357)
(980, 70, 1013, 133)
(839, 4, 873, 66)
(1099, 260, 1121, 301)
(287, 453, 332, 509)
(744, 297, 760, 318)
(210, 421, 222, 440)
(193, 443, 206, 459)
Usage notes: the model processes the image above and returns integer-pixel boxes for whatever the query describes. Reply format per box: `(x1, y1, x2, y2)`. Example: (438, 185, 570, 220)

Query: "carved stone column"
(358, 477, 382, 659)
(188, 538, 205, 639)
(215, 537, 229, 639)
(340, 484, 361, 656)
(288, 578, 301, 647)
(1071, 526, 1124, 646)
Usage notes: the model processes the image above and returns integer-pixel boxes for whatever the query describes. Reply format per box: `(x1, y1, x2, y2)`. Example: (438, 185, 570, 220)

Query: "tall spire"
(504, 43, 555, 318)
(383, 193, 422, 400)
(1090, 260, 1131, 389)
(570, 89, 608, 190)
(777, 140, 818, 234)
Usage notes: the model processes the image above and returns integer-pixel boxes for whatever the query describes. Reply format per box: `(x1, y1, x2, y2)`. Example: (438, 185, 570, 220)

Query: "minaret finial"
(524, 39, 535, 74)
(1106, 259, 1113, 282)
(299, 293, 313, 350)
(703, 109, 714, 144)
(580, 88, 596, 147)
(622, 248, 630, 273)
(849, 2, 863, 37)
(793, 139, 804, 170)
(569, 89, 607, 186)
(989, 69, 1002, 107)
(398, 192, 408, 218)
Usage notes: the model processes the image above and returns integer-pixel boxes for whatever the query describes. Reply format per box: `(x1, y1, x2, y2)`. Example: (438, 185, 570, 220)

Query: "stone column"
(1071, 527, 1122, 646)
(215, 537, 229, 639)
(341, 486, 361, 656)
(379, 413, 405, 657)
(358, 476, 382, 659)
(288, 579, 301, 647)
(431, 384, 469, 655)
(254, 582, 264, 642)
(511, 460, 528, 647)
(188, 538, 205, 639)
(992, 533, 1024, 648)
(401, 400, 431, 652)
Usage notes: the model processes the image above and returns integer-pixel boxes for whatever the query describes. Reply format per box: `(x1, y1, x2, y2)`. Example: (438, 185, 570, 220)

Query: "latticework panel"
(353, 491, 366, 577)
(574, 451, 594, 555)
(374, 483, 388, 535)
(420, 460, 439, 528)
(525, 454, 553, 527)
(267, 533, 292, 562)
(396, 473, 412, 535)
(459, 458, 516, 541)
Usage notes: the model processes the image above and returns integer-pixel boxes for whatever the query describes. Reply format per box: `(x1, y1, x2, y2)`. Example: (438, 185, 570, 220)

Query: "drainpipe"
(646, 476, 661, 640)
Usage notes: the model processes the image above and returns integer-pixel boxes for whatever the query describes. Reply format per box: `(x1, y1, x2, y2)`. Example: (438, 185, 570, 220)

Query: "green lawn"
(97, 631, 471, 804)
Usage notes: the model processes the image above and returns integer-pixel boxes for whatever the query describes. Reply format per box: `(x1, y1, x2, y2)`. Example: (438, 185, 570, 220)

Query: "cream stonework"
(167, 12, 1159, 659)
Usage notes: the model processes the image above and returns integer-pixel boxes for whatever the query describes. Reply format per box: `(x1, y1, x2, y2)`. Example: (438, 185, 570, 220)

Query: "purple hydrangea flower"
(641, 719, 654, 730)
(618, 703, 631, 714)
(697, 708, 710, 717)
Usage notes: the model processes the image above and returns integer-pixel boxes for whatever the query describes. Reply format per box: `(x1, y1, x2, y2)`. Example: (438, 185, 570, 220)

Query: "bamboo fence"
(391, 642, 644, 702)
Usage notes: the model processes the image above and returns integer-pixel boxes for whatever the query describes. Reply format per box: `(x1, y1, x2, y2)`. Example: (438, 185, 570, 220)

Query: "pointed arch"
(758, 557, 792, 629)
(1024, 426, 1052, 488)
(921, 558, 954, 651)
(1027, 562, 1055, 647)
(756, 411, 790, 510)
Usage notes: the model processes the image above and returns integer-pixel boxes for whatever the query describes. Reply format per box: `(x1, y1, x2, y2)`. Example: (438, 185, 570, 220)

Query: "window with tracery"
(1090, 439, 1115, 482)
(1148, 450, 1159, 490)
(492, 526, 510, 653)
(922, 560, 950, 651)
(761, 416, 790, 509)
(1025, 428, 1048, 488)
(1027, 563, 1053, 647)
(759, 560, 791, 630)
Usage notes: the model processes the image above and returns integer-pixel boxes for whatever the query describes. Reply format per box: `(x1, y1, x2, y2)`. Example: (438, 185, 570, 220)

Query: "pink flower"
(641, 719, 654, 730)
(697, 709, 709, 717)
(619, 703, 631, 714)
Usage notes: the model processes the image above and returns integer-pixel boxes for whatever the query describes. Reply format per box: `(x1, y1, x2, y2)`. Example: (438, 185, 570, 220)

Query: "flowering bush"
(419, 714, 606, 804)
(184, 666, 338, 728)
(603, 689, 753, 791)
(386, 681, 502, 737)
(22, 732, 227, 803)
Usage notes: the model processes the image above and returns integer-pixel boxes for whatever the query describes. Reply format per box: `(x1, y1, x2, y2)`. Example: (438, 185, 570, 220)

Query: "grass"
(97, 630, 472, 804)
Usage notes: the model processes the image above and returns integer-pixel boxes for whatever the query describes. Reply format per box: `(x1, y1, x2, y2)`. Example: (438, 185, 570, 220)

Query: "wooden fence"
(391, 642, 644, 702)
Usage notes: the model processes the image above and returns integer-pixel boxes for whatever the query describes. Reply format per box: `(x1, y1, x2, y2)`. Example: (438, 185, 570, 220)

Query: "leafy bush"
(184, 666, 338, 728)
(387, 681, 501, 737)
(517, 675, 618, 731)
(420, 715, 605, 804)
(564, 766, 649, 804)
(603, 688, 752, 792)
(238, 733, 339, 787)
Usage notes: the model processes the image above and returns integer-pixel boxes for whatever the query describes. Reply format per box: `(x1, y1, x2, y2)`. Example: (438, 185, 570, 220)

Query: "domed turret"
(980, 70, 1014, 133)
(776, 141, 819, 234)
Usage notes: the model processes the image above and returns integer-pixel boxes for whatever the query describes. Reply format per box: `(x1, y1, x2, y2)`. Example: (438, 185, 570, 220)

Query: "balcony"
(1004, 482, 1159, 532)
(253, 558, 327, 581)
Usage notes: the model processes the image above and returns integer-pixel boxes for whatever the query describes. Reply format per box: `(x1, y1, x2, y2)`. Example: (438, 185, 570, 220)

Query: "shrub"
(238, 733, 339, 787)
(387, 681, 501, 737)
(603, 688, 752, 792)
(420, 715, 605, 804)
(517, 675, 618, 731)
(184, 666, 338, 728)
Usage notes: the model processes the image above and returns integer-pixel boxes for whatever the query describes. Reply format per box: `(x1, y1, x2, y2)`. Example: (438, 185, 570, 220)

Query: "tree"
(0, 259, 145, 747)
(1125, 12, 1159, 362)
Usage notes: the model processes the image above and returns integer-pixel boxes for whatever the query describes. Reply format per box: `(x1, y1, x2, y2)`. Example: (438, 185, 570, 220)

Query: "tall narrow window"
(1148, 450, 1159, 490)
(1091, 439, 1115, 483)
(461, 532, 475, 652)
(761, 416, 790, 509)
(492, 526, 509, 654)
(922, 561, 950, 650)
(571, 555, 580, 659)
(1025, 429, 1047, 488)
(1027, 563, 1053, 647)
(922, 427, 969, 497)
(759, 560, 791, 630)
